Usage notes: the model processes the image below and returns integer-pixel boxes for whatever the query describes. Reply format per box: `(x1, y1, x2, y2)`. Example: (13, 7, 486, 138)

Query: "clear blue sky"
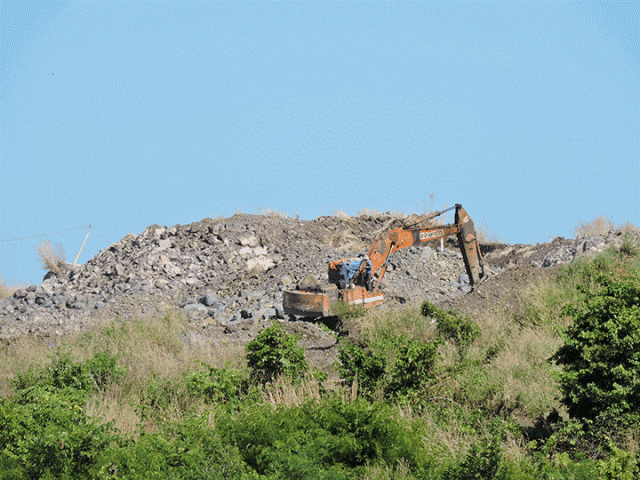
(1, 1, 638, 286)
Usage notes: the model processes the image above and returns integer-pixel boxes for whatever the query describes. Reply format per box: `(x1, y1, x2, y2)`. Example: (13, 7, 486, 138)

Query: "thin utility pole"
(73, 225, 91, 265)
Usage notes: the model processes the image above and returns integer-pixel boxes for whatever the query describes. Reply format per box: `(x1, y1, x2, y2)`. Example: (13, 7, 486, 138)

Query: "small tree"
(246, 323, 307, 384)
(552, 274, 640, 426)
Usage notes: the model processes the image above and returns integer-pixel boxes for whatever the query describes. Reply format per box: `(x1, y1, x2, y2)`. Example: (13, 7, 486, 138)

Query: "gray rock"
(184, 303, 208, 319)
(199, 292, 218, 306)
(260, 307, 277, 319)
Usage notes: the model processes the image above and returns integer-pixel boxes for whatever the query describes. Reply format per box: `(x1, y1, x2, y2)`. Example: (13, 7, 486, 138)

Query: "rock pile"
(1, 212, 636, 340)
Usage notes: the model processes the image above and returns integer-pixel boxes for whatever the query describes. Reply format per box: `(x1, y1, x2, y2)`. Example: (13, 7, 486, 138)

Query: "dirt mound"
(1, 212, 635, 371)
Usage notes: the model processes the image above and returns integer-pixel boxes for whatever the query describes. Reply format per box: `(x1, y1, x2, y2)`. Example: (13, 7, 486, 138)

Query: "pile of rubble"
(1, 212, 636, 340)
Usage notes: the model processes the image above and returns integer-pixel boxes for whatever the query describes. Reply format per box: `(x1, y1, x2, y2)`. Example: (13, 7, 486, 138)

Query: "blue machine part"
(347, 259, 372, 282)
(334, 258, 373, 287)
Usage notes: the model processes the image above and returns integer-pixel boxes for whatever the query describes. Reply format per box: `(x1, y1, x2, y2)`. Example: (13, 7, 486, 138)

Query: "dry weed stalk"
(575, 216, 614, 237)
(259, 207, 289, 218)
(261, 375, 323, 407)
(357, 208, 383, 218)
(38, 240, 67, 275)
(333, 209, 350, 220)
(0, 277, 17, 299)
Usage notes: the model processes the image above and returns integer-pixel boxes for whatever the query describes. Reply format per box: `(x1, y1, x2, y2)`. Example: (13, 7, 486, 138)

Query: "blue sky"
(1, 1, 638, 286)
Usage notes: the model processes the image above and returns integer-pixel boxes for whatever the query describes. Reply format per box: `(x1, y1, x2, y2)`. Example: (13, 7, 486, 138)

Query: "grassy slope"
(1, 238, 639, 479)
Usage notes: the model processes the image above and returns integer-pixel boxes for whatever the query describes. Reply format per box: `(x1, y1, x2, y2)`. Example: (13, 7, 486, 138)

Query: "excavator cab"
(328, 257, 373, 291)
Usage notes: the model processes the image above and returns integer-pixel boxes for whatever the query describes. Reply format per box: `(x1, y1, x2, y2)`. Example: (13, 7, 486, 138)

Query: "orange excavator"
(283, 204, 485, 317)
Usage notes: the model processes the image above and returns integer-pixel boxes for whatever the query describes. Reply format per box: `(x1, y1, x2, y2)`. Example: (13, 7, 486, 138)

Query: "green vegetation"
(1, 239, 639, 478)
(246, 323, 308, 384)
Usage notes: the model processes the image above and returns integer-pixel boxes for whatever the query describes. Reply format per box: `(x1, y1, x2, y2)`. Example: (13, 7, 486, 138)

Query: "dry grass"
(77, 313, 243, 434)
(357, 208, 383, 218)
(259, 374, 324, 407)
(37, 240, 67, 275)
(362, 458, 414, 480)
(85, 383, 143, 434)
(483, 327, 563, 416)
(442, 277, 568, 418)
(333, 209, 350, 220)
(0, 311, 244, 435)
(621, 222, 640, 236)
(575, 215, 614, 237)
(354, 304, 437, 346)
(0, 336, 59, 397)
(475, 222, 501, 244)
(0, 277, 18, 299)
(259, 207, 290, 218)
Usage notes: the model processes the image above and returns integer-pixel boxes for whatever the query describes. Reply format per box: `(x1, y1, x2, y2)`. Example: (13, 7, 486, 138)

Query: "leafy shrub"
(187, 363, 247, 404)
(0, 390, 116, 479)
(338, 341, 386, 398)
(339, 334, 443, 400)
(217, 397, 412, 476)
(246, 323, 308, 384)
(14, 348, 123, 395)
(421, 302, 480, 353)
(387, 337, 442, 396)
(443, 438, 502, 480)
(597, 446, 639, 480)
(552, 274, 640, 426)
(96, 415, 253, 480)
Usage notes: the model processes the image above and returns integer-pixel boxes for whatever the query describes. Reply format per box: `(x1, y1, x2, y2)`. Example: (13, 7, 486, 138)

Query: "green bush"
(0, 391, 116, 480)
(13, 348, 123, 395)
(552, 274, 640, 426)
(246, 323, 308, 384)
(187, 363, 247, 404)
(421, 302, 480, 353)
(597, 446, 639, 480)
(95, 415, 254, 480)
(443, 438, 502, 480)
(217, 397, 412, 476)
(339, 333, 443, 400)
(387, 337, 442, 397)
(338, 341, 386, 398)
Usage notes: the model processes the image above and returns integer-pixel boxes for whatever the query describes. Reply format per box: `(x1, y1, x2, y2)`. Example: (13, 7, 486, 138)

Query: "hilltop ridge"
(1, 213, 635, 356)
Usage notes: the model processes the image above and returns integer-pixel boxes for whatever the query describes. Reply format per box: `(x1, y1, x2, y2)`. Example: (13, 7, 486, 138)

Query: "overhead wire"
(0, 225, 92, 243)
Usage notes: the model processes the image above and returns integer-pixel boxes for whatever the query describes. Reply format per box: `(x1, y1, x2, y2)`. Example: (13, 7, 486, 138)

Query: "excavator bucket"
(455, 205, 485, 285)
(283, 289, 332, 317)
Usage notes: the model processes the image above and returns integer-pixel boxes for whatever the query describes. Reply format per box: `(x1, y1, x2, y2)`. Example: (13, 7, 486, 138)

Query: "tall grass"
(575, 215, 614, 237)
(0, 311, 244, 435)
